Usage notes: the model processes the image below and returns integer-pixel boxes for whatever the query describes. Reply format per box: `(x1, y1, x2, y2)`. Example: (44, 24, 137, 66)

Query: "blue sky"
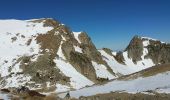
(0, 0, 170, 50)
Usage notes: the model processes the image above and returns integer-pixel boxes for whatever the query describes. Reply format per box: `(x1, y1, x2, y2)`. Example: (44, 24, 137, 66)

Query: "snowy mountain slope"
(0, 19, 53, 77)
(91, 61, 116, 80)
(0, 19, 54, 89)
(100, 36, 170, 76)
(0, 18, 115, 92)
(0, 18, 170, 95)
(54, 58, 94, 89)
(61, 64, 170, 98)
(99, 49, 154, 75)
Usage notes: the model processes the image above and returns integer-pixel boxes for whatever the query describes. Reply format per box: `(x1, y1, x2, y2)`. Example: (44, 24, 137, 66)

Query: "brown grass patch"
(119, 63, 170, 80)
(141, 63, 170, 77)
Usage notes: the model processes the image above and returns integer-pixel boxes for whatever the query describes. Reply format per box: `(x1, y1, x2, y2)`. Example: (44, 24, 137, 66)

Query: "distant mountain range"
(0, 18, 170, 99)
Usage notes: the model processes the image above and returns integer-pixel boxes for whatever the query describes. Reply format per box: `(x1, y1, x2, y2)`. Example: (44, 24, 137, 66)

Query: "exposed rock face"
(79, 32, 105, 63)
(147, 40, 170, 64)
(70, 52, 97, 82)
(79, 32, 115, 75)
(114, 35, 170, 65)
(62, 40, 75, 60)
(114, 51, 125, 64)
(125, 35, 143, 63)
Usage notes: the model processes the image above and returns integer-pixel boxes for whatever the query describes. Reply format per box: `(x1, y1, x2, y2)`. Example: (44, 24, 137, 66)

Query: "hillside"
(0, 18, 170, 99)
(61, 64, 170, 98)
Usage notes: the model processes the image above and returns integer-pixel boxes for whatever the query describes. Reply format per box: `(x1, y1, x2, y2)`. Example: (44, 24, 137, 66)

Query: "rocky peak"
(125, 35, 144, 63)
(124, 35, 170, 64)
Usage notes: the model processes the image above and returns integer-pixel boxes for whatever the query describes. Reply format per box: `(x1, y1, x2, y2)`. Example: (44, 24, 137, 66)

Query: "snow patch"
(141, 37, 165, 44)
(11, 62, 23, 73)
(99, 50, 135, 75)
(61, 35, 66, 41)
(92, 61, 115, 80)
(123, 51, 154, 72)
(73, 32, 81, 43)
(74, 46, 83, 53)
(0, 34, 40, 77)
(54, 58, 94, 90)
(1, 74, 31, 88)
(0, 19, 53, 37)
(143, 40, 150, 47)
(56, 84, 70, 93)
(57, 41, 66, 60)
(112, 52, 117, 56)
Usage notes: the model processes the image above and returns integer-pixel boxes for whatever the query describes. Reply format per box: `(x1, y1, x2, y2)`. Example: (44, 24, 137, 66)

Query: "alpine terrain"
(0, 18, 170, 100)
